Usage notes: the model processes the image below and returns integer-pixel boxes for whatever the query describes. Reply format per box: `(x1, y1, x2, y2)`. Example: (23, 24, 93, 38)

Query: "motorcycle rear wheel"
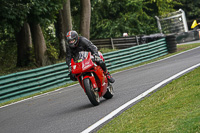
(83, 78, 100, 106)
(103, 83, 114, 99)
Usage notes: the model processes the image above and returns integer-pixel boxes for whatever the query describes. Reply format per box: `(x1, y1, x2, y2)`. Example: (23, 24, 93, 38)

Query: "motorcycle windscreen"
(71, 51, 94, 74)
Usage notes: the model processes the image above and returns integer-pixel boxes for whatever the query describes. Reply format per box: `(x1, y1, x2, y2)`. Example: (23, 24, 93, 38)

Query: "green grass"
(99, 48, 118, 53)
(1, 43, 200, 107)
(98, 65, 200, 133)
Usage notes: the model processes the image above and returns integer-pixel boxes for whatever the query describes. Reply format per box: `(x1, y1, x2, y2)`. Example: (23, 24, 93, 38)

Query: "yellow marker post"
(191, 20, 199, 29)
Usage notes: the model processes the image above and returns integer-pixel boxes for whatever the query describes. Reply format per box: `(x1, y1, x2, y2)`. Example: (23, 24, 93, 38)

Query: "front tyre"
(83, 78, 100, 106)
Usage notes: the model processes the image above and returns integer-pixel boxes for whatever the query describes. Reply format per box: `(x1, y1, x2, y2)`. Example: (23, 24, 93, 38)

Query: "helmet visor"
(67, 38, 78, 48)
(68, 38, 76, 44)
(69, 39, 76, 44)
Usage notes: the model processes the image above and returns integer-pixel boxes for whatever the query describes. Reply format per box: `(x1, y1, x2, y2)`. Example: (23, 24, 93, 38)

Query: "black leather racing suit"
(66, 36, 107, 72)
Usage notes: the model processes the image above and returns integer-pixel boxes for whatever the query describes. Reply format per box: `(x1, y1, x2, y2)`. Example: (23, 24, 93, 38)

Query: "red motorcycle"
(70, 51, 114, 106)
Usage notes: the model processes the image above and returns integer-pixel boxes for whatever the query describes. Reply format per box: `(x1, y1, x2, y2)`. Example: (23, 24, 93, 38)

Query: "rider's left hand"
(93, 54, 102, 62)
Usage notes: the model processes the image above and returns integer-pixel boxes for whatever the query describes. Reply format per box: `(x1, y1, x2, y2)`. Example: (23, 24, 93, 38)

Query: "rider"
(65, 30, 115, 83)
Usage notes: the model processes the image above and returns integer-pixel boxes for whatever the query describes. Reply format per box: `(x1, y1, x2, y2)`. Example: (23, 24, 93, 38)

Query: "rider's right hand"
(68, 73, 77, 81)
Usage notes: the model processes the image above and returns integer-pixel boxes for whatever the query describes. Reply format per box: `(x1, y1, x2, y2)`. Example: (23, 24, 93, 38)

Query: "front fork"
(82, 72, 98, 91)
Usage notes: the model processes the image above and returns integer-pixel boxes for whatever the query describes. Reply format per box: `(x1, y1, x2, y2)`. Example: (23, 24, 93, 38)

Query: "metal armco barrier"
(104, 38, 168, 71)
(0, 38, 169, 103)
(91, 36, 138, 49)
(176, 30, 200, 44)
(91, 34, 165, 50)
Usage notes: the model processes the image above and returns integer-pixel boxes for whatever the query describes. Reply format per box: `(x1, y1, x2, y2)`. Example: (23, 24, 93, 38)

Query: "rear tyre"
(103, 83, 114, 99)
(83, 78, 100, 106)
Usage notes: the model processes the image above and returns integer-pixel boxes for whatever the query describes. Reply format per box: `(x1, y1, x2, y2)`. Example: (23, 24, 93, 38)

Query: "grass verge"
(1, 43, 200, 107)
(98, 64, 200, 133)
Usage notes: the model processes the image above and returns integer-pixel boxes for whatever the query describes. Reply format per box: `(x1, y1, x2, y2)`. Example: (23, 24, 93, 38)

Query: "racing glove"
(68, 73, 77, 81)
(93, 54, 102, 62)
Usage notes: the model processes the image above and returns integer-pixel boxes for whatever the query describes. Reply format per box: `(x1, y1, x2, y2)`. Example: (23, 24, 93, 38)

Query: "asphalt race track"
(1, 46, 200, 133)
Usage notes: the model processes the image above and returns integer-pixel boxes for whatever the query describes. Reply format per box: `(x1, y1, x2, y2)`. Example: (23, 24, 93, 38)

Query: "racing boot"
(105, 71, 115, 83)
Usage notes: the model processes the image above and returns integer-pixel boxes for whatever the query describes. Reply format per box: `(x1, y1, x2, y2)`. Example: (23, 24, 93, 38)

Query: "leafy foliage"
(44, 24, 59, 62)
(0, 0, 31, 33)
(0, 0, 64, 34)
(89, 0, 179, 39)
(0, 0, 64, 70)
(28, 0, 63, 26)
(175, 0, 200, 20)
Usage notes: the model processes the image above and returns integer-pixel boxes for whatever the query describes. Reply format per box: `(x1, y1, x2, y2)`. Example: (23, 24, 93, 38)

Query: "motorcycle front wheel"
(83, 78, 100, 106)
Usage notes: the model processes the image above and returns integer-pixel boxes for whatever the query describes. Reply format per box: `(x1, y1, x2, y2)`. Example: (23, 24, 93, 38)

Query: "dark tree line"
(0, 0, 199, 72)
(0, 0, 91, 68)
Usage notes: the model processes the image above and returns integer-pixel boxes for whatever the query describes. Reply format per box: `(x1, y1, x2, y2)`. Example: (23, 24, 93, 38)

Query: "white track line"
(81, 63, 200, 133)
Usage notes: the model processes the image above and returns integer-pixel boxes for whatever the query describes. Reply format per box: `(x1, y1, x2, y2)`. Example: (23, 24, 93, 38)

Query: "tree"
(90, 0, 154, 38)
(0, 0, 64, 67)
(148, 0, 177, 15)
(56, 0, 72, 59)
(63, 0, 73, 34)
(29, 23, 48, 66)
(0, 0, 32, 67)
(80, 0, 91, 39)
(16, 22, 32, 67)
(27, 0, 63, 66)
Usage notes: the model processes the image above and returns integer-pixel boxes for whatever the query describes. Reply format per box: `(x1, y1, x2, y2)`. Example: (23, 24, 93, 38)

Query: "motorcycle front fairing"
(71, 52, 94, 74)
